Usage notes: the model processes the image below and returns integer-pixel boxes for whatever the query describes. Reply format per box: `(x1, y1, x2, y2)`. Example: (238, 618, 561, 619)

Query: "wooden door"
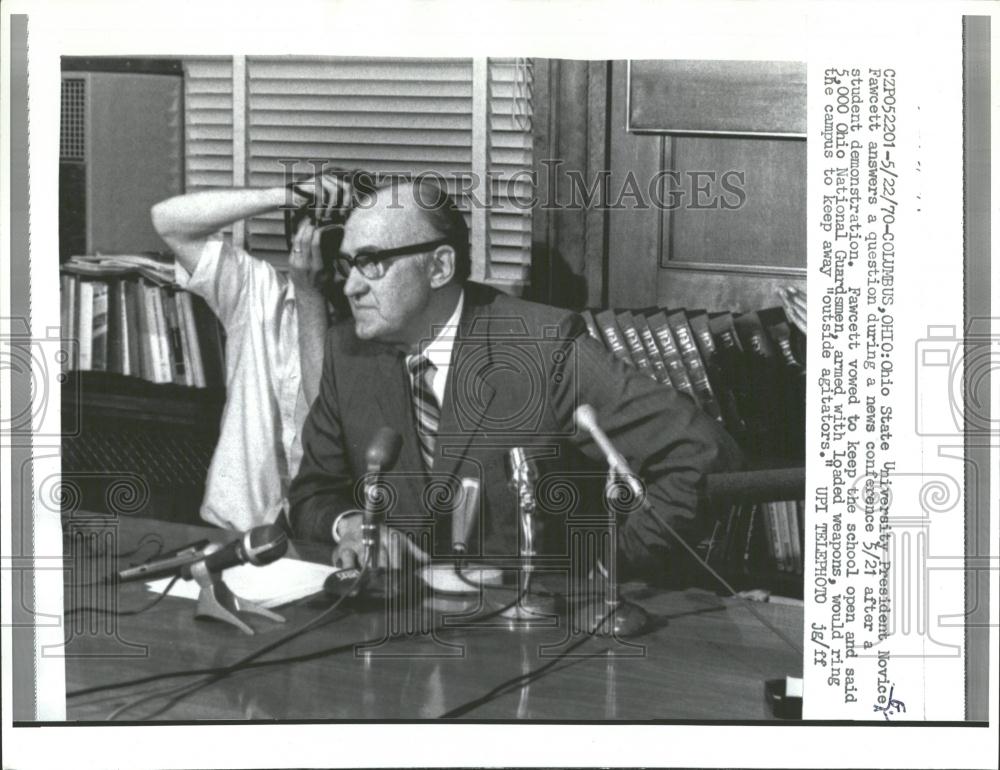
(606, 60, 806, 312)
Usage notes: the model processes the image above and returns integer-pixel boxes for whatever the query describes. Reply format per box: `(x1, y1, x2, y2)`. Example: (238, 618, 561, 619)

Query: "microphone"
(573, 404, 644, 499)
(202, 524, 288, 574)
(116, 525, 287, 584)
(452, 478, 480, 554)
(362, 427, 403, 569)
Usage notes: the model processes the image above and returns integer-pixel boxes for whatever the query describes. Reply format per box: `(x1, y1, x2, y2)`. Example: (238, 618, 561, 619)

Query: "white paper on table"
(145, 557, 337, 608)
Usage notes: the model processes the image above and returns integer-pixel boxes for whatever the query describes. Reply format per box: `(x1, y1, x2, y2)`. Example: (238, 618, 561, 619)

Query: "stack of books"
(580, 306, 806, 458)
(60, 254, 226, 388)
(703, 499, 805, 579)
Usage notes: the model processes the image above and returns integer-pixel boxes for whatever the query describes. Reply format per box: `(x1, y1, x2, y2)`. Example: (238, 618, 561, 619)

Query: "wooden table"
(63, 517, 802, 721)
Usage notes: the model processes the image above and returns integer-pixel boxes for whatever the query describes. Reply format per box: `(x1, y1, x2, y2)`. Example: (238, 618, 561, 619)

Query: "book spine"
(174, 293, 195, 386)
(151, 287, 174, 384)
(90, 281, 109, 372)
(774, 499, 792, 572)
(616, 311, 654, 377)
(667, 311, 723, 419)
(709, 313, 751, 438)
(579, 309, 602, 341)
(594, 309, 633, 365)
(177, 292, 206, 388)
(77, 281, 93, 371)
(124, 279, 143, 380)
(143, 283, 166, 383)
(633, 313, 671, 386)
(766, 320, 803, 369)
(117, 279, 131, 376)
(647, 312, 697, 398)
(763, 501, 785, 572)
(106, 279, 123, 375)
(190, 295, 226, 388)
(742, 503, 758, 573)
(161, 291, 187, 385)
(785, 500, 802, 574)
(60, 274, 78, 371)
(136, 281, 156, 382)
(722, 503, 742, 570)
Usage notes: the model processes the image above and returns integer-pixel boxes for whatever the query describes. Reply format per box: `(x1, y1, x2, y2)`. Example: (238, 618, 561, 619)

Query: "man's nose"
(343, 265, 368, 297)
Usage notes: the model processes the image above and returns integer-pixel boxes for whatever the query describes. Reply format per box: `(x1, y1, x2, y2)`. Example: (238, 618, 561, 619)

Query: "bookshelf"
(582, 304, 806, 599)
(60, 264, 227, 525)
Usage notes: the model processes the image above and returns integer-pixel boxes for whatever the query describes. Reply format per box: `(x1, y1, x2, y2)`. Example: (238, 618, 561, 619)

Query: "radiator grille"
(60, 77, 86, 161)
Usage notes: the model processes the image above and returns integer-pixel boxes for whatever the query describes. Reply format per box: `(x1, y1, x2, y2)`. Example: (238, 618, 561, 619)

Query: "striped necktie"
(407, 354, 440, 471)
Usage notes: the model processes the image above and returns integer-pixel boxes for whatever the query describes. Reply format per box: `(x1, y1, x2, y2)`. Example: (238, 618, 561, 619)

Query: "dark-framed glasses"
(335, 237, 452, 280)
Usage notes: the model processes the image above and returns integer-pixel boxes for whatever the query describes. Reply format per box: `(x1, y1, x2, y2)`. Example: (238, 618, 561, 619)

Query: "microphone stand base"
(499, 595, 559, 628)
(191, 562, 286, 635)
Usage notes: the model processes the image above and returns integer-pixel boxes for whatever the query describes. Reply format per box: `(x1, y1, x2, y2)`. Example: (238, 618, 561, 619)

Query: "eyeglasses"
(335, 237, 452, 280)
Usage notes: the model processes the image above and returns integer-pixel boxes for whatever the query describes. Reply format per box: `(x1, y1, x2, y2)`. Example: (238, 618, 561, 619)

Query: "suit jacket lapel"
(434, 290, 497, 481)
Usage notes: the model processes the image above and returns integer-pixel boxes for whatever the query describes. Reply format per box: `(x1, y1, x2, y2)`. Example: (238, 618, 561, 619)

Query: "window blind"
(182, 56, 533, 290)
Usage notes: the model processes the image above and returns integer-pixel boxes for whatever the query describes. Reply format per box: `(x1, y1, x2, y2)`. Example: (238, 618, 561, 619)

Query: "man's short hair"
(369, 177, 471, 284)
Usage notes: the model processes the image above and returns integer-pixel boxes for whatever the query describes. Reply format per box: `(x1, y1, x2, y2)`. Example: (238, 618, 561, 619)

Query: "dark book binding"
(190, 295, 226, 388)
(633, 313, 671, 386)
(667, 310, 723, 420)
(594, 309, 633, 366)
(616, 310, 654, 378)
(646, 311, 697, 399)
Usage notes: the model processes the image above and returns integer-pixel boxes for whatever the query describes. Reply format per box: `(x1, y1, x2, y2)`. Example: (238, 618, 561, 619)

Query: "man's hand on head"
(291, 169, 355, 222)
(331, 514, 430, 571)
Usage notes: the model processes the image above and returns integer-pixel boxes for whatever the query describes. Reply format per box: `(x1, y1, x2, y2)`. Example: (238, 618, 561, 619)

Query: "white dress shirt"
(405, 290, 465, 406)
(175, 237, 306, 531)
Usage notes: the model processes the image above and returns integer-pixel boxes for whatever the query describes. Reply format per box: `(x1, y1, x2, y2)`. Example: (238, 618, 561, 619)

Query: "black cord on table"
(635, 498, 802, 655)
(71, 564, 529, 714)
(439, 607, 614, 718)
(66, 575, 180, 617)
(106, 563, 371, 721)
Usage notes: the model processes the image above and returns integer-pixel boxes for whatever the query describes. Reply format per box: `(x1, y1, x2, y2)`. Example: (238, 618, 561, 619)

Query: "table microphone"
(573, 404, 644, 499)
(452, 478, 480, 555)
(362, 427, 403, 569)
(116, 525, 287, 583)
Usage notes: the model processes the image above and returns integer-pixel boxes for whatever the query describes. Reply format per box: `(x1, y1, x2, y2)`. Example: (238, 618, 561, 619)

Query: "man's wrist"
(332, 510, 362, 544)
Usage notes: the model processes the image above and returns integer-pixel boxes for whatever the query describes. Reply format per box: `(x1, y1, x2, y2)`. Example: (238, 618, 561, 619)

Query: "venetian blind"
(182, 56, 533, 291)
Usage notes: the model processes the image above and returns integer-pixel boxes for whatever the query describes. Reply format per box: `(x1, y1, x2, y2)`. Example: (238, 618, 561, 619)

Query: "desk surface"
(63, 517, 803, 721)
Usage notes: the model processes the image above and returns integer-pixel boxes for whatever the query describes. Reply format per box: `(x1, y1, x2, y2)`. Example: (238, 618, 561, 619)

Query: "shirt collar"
(412, 289, 464, 372)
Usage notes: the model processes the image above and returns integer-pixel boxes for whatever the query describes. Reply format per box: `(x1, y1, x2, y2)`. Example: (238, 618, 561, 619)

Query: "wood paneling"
(607, 61, 806, 312)
(665, 136, 806, 270)
(629, 60, 806, 136)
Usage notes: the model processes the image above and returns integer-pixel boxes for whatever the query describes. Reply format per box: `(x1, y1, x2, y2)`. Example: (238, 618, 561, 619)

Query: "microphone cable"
(73, 561, 532, 717)
(628, 491, 802, 656)
(105, 561, 371, 720)
(65, 575, 180, 618)
(439, 605, 615, 718)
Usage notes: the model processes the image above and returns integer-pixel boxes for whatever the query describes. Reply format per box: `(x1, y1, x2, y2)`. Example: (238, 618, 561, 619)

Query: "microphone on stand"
(452, 477, 480, 555)
(362, 427, 403, 570)
(573, 404, 644, 499)
(572, 404, 650, 638)
(500, 447, 555, 622)
(116, 525, 287, 584)
(324, 427, 403, 604)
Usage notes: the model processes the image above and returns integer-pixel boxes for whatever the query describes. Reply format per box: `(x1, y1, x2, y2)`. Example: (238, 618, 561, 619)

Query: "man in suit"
(288, 179, 741, 577)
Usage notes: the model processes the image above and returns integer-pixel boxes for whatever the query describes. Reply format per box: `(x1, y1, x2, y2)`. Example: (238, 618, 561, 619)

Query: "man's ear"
(427, 245, 456, 288)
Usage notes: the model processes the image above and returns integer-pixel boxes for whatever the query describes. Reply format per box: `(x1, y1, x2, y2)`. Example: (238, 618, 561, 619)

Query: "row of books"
(703, 499, 805, 577)
(60, 271, 226, 388)
(580, 306, 806, 457)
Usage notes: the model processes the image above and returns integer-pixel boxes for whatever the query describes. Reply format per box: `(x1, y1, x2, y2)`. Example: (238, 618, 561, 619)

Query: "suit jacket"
(288, 282, 742, 573)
